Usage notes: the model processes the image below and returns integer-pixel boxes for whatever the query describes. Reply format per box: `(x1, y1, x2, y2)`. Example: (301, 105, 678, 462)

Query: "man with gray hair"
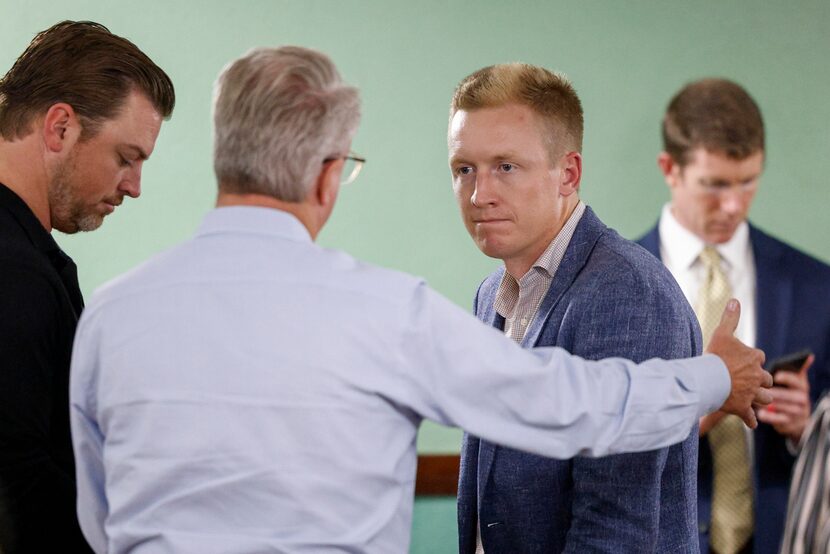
(70, 46, 769, 552)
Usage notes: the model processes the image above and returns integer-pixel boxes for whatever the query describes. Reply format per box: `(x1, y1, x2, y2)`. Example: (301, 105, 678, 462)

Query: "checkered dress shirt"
(494, 201, 586, 343)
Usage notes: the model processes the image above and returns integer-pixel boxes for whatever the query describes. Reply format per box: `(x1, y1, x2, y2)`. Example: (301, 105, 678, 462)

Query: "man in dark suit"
(0, 21, 175, 553)
(450, 63, 702, 552)
(637, 78, 830, 554)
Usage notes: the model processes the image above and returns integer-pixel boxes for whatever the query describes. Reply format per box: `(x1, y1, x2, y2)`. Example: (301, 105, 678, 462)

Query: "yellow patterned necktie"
(695, 246, 753, 553)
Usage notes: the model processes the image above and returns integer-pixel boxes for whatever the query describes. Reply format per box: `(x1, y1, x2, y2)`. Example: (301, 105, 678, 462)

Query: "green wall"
(2, 1, 829, 551)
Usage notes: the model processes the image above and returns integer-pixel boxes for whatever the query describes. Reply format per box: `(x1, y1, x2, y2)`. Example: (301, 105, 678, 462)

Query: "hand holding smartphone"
(766, 349, 813, 381)
(758, 350, 814, 440)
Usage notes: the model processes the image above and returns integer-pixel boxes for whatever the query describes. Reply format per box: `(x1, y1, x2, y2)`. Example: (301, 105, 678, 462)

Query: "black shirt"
(0, 183, 91, 553)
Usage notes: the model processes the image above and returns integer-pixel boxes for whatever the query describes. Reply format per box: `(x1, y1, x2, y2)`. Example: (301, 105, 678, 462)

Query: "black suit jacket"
(638, 221, 830, 554)
(0, 183, 91, 553)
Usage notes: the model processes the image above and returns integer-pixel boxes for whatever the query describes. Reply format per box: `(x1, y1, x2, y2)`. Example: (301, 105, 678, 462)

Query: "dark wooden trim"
(415, 454, 461, 496)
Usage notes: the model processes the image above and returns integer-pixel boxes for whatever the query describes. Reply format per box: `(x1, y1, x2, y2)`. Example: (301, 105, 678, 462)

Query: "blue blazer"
(637, 221, 830, 554)
(458, 207, 702, 553)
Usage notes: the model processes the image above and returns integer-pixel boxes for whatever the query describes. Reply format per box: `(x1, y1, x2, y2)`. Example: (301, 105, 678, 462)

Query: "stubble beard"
(48, 157, 104, 234)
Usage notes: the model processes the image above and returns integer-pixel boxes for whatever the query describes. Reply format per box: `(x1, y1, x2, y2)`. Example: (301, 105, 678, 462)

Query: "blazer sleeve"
(561, 269, 698, 553)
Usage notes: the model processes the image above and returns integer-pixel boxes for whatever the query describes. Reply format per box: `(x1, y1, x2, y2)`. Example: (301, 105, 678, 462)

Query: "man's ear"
(42, 103, 81, 153)
(657, 151, 681, 189)
(312, 158, 343, 209)
(557, 151, 582, 196)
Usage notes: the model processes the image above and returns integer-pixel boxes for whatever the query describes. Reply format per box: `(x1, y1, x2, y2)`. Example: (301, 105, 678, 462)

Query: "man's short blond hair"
(450, 63, 583, 159)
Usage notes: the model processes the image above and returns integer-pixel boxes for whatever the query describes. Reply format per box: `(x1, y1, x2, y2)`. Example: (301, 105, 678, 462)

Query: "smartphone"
(766, 349, 813, 376)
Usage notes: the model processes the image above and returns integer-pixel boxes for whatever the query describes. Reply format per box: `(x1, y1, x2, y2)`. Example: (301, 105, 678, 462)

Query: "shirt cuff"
(685, 353, 731, 418)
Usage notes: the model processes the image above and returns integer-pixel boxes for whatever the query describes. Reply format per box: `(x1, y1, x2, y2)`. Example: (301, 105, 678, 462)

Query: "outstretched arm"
(396, 284, 768, 460)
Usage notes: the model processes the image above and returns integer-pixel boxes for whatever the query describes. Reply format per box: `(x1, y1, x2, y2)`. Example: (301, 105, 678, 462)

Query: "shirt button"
(520, 318, 528, 326)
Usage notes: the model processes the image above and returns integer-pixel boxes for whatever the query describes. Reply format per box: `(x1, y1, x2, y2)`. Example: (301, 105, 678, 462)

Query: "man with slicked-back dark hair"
(0, 20, 174, 553)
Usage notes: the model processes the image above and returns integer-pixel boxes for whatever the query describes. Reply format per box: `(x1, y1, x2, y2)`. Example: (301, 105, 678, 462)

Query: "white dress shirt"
(71, 206, 730, 553)
(658, 203, 757, 348)
(658, 203, 757, 461)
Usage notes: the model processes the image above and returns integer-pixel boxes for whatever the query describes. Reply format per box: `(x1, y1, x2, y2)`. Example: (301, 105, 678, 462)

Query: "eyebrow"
(699, 175, 759, 186)
(123, 144, 150, 161)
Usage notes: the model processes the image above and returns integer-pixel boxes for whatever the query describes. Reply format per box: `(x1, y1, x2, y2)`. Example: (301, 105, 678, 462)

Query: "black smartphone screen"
(766, 349, 813, 375)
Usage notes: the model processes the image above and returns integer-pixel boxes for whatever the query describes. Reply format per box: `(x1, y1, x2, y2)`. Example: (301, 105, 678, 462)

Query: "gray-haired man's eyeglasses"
(324, 152, 366, 186)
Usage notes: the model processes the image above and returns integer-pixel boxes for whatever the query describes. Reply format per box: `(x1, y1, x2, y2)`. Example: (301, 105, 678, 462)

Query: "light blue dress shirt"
(70, 206, 729, 553)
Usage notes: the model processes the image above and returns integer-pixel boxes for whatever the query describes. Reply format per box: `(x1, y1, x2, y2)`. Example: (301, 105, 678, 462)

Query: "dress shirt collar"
(196, 206, 313, 244)
(494, 200, 586, 319)
(531, 200, 586, 278)
(658, 203, 750, 270)
(0, 182, 62, 256)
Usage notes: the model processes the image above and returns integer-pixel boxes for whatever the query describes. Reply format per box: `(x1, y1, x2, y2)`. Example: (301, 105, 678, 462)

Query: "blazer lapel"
(521, 206, 605, 349)
(475, 270, 505, 495)
(638, 223, 661, 259)
(478, 208, 605, 494)
(751, 225, 791, 357)
(475, 269, 506, 332)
